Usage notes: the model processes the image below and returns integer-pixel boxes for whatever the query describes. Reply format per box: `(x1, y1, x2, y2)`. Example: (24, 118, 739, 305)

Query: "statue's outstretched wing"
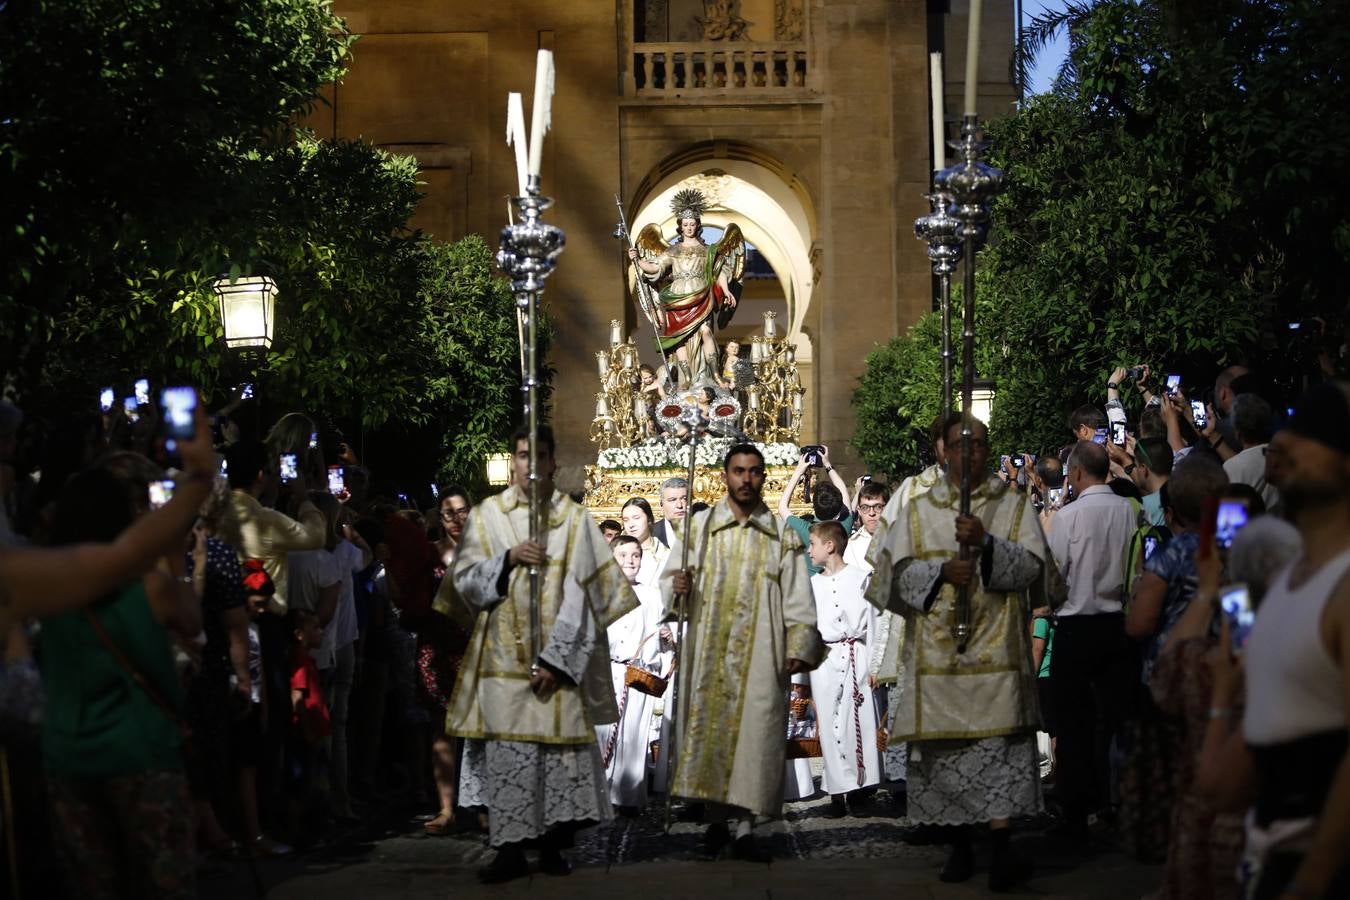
(712, 223, 746, 329)
(630, 223, 669, 299)
(713, 223, 746, 286)
(635, 224, 667, 260)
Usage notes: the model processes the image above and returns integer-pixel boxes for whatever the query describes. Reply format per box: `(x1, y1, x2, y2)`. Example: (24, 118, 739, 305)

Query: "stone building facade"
(307, 0, 1015, 482)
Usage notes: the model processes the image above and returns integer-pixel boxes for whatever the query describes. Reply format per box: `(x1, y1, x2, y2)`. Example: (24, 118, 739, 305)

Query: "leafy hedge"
(855, 0, 1348, 476)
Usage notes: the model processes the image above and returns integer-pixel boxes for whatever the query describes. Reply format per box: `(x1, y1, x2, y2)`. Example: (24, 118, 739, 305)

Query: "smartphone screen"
(1219, 583, 1256, 653)
(160, 386, 197, 443)
(148, 479, 175, 510)
(1111, 422, 1127, 445)
(327, 466, 346, 495)
(430, 482, 439, 499)
(1165, 374, 1181, 396)
(1047, 487, 1064, 507)
(1215, 499, 1250, 550)
(308, 431, 319, 451)
(1191, 400, 1207, 429)
(239, 383, 254, 400)
(123, 396, 140, 423)
(99, 387, 115, 412)
(1093, 427, 1108, 445)
(1198, 495, 1220, 557)
(279, 453, 299, 483)
(134, 378, 151, 406)
(1012, 456, 1024, 468)
(1143, 534, 1160, 561)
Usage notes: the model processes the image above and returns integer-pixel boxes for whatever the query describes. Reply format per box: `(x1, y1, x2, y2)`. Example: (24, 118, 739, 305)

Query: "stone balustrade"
(631, 41, 812, 97)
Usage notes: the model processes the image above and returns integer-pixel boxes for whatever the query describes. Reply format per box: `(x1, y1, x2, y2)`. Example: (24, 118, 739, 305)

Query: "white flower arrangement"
(597, 440, 800, 470)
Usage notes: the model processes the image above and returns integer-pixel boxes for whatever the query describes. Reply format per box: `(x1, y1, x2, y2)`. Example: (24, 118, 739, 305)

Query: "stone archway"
(626, 149, 819, 441)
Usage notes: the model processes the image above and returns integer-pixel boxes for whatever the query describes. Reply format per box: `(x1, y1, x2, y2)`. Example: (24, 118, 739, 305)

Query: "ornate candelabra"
(914, 189, 963, 420)
(496, 174, 565, 668)
(743, 311, 806, 443)
(933, 115, 1004, 654)
(589, 322, 649, 449)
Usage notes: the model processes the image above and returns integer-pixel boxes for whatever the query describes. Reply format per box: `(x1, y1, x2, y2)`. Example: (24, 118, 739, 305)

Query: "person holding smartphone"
(1196, 381, 1350, 900)
(215, 439, 327, 825)
(1221, 394, 1281, 510)
(26, 396, 216, 899)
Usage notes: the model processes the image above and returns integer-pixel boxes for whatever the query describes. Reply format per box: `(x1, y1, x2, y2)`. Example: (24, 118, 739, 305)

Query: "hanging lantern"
(212, 276, 277, 351)
(485, 452, 512, 486)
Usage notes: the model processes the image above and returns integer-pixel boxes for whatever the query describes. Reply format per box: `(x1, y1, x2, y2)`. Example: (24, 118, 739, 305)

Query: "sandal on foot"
(423, 810, 455, 836)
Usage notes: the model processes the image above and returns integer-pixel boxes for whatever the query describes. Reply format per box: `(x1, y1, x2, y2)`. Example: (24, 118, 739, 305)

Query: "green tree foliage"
(413, 235, 553, 490)
(0, 0, 538, 488)
(854, 0, 1349, 475)
(0, 0, 354, 383)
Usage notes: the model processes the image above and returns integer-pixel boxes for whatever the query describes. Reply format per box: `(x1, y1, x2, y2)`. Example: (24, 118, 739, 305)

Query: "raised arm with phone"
(0, 391, 216, 624)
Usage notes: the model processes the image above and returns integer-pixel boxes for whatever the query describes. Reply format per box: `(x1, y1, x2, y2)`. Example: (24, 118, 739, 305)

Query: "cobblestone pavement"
(201, 786, 1161, 899)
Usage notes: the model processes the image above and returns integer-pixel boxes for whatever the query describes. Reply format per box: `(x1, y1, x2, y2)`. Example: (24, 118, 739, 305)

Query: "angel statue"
(627, 188, 745, 390)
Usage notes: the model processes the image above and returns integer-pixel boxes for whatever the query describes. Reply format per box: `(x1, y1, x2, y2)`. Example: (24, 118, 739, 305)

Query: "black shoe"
(677, 802, 707, 823)
(539, 849, 572, 877)
(700, 822, 731, 860)
(988, 848, 1034, 892)
(846, 792, 872, 819)
(938, 842, 976, 883)
(477, 847, 530, 884)
(825, 796, 847, 819)
(731, 834, 771, 863)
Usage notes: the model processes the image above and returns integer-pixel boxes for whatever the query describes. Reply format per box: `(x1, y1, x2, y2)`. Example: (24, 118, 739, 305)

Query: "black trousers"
(1049, 612, 1129, 829)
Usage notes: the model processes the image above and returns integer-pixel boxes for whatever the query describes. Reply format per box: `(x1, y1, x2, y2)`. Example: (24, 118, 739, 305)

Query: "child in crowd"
(238, 561, 290, 855)
(1031, 606, 1057, 782)
(807, 520, 881, 817)
(287, 607, 330, 838)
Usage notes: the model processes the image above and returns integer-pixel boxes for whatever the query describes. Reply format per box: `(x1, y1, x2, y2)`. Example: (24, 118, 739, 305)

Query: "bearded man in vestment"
(867, 414, 1065, 891)
(662, 443, 825, 860)
(867, 413, 948, 784)
(448, 426, 637, 883)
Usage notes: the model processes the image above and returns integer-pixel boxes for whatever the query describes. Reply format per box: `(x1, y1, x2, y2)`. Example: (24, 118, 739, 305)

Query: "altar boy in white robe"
(807, 520, 881, 817)
(597, 535, 668, 812)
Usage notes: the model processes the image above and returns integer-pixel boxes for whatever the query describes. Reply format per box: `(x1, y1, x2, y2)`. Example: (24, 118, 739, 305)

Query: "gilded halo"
(670, 188, 709, 222)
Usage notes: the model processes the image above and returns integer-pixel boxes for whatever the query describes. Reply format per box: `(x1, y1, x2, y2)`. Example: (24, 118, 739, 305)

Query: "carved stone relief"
(697, 0, 750, 41)
(774, 0, 804, 41)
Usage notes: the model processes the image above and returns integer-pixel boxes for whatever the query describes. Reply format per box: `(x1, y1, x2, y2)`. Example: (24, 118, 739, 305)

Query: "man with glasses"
(867, 414, 1064, 891)
(845, 481, 890, 577)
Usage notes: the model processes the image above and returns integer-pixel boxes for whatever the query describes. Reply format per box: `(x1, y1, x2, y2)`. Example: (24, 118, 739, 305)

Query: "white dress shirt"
(1223, 444, 1279, 511)
(1046, 483, 1138, 617)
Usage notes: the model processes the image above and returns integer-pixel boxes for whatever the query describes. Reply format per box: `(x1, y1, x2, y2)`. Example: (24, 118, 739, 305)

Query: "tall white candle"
(609, 319, 623, 347)
(763, 310, 778, 338)
(930, 52, 945, 171)
(506, 93, 529, 197)
(527, 50, 555, 179)
(964, 0, 982, 116)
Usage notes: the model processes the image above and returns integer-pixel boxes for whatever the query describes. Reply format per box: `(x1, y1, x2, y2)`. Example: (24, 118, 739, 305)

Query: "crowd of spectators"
(0, 388, 480, 897)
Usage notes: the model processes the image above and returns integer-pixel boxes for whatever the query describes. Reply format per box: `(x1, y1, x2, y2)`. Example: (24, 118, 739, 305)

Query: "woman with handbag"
(38, 455, 208, 899)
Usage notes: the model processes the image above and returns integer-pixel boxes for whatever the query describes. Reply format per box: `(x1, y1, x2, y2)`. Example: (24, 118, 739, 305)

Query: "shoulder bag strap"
(84, 608, 190, 737)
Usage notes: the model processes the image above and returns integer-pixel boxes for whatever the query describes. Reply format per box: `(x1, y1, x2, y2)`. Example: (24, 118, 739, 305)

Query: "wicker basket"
(789, 697, 811, 718)
(624, 664, 668, 697)
(623, 630, 673, 697)
(786, 738, 822, 759)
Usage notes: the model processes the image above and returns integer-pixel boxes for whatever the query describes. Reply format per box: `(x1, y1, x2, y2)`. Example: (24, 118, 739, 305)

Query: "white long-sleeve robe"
(809, 564, 881, 795)
(596, 581, 667, 807)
